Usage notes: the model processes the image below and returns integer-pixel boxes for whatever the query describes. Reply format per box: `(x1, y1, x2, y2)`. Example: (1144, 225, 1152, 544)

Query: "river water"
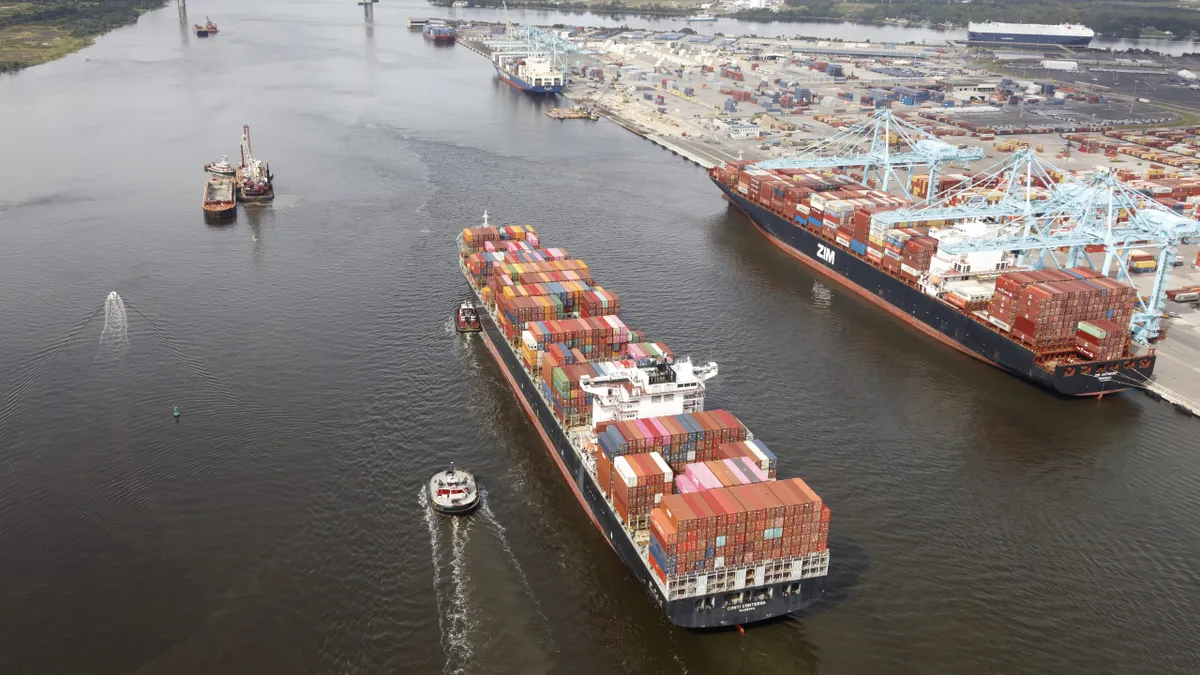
(1, 1, 1198, 674)
(429, 4, 1200, 56)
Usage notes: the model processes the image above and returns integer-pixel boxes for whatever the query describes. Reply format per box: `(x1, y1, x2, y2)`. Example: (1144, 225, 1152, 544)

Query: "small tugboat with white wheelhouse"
(455, 301, 481, 333)
(427, 464, 480, 516)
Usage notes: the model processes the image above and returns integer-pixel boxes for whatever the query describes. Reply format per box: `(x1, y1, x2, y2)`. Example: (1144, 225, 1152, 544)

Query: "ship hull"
(714, 181, 1154, 397)
(423, 34, 455, 42)
(463, 278, 825, 628)
(494, 65, 564, 95)
(966, 31, 1092, 46)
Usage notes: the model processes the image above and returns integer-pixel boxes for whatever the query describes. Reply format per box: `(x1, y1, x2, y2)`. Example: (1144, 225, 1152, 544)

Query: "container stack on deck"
(596, 411, 748, 474)
(989, 269, 1136, 358)
(649, 480, 829, 582)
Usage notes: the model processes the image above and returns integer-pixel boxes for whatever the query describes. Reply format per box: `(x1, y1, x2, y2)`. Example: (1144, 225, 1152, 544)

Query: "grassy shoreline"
(0, 1, 165, 74)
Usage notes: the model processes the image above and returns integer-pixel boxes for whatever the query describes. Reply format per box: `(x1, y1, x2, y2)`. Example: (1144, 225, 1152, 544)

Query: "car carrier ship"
(708, 163, 1155, 397)
(459, 215, 830, 628)
(967, 21, 1094, 47)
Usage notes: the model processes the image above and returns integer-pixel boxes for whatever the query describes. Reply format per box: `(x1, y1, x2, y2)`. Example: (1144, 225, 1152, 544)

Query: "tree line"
(0, 0, 166, 38)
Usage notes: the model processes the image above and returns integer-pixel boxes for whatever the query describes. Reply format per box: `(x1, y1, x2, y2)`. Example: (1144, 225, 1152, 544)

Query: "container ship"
(423, 24, 456, 42)
(459, 218, 831, 628)
(709, 163, 1154, 397)
(492, 53, 565, 94)
(967, 22, 1094, 47)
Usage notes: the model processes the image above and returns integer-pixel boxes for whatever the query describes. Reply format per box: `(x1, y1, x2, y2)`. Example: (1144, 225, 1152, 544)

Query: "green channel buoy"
(173, 406, 180, 419)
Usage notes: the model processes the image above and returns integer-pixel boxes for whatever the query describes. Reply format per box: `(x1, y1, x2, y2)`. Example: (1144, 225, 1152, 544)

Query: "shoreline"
(0, 2, 166, 74)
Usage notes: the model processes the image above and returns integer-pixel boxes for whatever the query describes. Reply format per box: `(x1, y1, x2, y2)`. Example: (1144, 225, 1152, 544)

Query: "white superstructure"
(968, 22, 1095, 39)
(579, 359, 717, 425)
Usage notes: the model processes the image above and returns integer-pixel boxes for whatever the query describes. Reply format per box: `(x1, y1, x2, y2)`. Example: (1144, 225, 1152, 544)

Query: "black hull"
(715, 181, 1155, 397)
(464, 283, 826, 628)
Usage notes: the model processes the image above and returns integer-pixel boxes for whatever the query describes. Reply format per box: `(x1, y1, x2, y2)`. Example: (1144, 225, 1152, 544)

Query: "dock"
(545, 107, 599, 121)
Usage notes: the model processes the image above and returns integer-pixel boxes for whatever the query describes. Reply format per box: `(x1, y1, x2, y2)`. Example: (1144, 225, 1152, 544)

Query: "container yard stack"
(457, 216, 830, 627)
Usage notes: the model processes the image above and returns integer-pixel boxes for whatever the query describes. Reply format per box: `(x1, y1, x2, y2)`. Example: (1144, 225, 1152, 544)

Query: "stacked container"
(1128, 249, 1158, 273)
(596, 411, 749, 472)
(612, 452, 674, 529)
(1075, 319, 1131, 361)
(676, 457, 769, 493)
(716, 439, 778, 479)
(526, 316, 630, 358)
(649, 479, 829, 580)
(580, 288, 621, 317)
(900, 235, 938, 279)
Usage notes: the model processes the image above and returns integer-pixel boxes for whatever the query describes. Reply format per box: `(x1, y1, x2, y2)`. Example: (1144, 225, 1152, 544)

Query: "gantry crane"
(755, 109, 983, 201)
(912, 168, 1200, 343)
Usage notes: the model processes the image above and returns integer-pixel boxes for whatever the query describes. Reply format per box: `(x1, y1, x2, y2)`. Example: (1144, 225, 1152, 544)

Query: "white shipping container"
(649, 452, 673, 481)
(614, 455, 641, 487)
(1040, 60, 1078, 71)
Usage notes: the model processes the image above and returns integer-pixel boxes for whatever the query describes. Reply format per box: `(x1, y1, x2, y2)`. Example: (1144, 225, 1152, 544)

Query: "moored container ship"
(708, 163, 1154, 396)
(492, 53, 566, 95)
(423, 24, 456, 42)
(458, 218, 831, 628)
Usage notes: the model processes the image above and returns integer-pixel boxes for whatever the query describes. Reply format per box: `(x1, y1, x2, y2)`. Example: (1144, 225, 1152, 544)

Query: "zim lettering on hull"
(816, 243, 836, 265)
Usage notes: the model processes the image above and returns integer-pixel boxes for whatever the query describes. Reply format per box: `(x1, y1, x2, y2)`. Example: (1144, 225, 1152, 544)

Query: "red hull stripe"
(478, 325, 613, 547)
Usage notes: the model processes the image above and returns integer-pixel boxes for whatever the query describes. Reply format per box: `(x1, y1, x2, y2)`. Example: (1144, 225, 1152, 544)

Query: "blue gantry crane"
(870, 148, 1068, 231)
(879, 154, 1200, 344)
(756, 109, 983, 201)
(483, 9, 577, 74)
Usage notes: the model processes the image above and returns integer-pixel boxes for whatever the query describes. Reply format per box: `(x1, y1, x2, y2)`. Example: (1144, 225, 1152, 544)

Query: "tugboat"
(427, 463, 480, 515)
(193, 24, 209, 37)
(203, 155, 235, 176)
(202, 177, 236, 220)
(455, 301, 481, 333)
(205, 17, 219, 34)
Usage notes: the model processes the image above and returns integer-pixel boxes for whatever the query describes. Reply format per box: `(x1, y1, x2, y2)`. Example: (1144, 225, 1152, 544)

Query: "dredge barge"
(460, 215, 830, 628)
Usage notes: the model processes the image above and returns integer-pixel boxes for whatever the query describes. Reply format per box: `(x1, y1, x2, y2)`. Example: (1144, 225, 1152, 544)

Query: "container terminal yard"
(448, 21, 1200, 411)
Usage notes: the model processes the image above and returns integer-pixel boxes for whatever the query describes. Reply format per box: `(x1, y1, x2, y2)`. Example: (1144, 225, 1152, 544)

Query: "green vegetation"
(850, 0, 1200, 40)
(431, 0, 1200, 40)
(0, 0, 165, 73)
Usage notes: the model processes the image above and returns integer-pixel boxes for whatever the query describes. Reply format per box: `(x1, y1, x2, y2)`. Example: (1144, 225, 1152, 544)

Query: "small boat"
(193, 24, 209, 37)
(685, 13, 718, 22)
(204, 155, 235, 176)
(428, 464, 480, 515)
(455, 301, 481, 332)
(202, 178, 236, 219)
(206, 17, 219, 34)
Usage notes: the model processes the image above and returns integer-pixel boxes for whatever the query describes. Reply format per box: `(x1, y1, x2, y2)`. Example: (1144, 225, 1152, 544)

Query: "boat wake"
(99, 291, 129, 360)
(122, 299, 241, 410)
(478, 491, 549, 629)
(421, 489, 478, 675)
(0, 302, 103, 443)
